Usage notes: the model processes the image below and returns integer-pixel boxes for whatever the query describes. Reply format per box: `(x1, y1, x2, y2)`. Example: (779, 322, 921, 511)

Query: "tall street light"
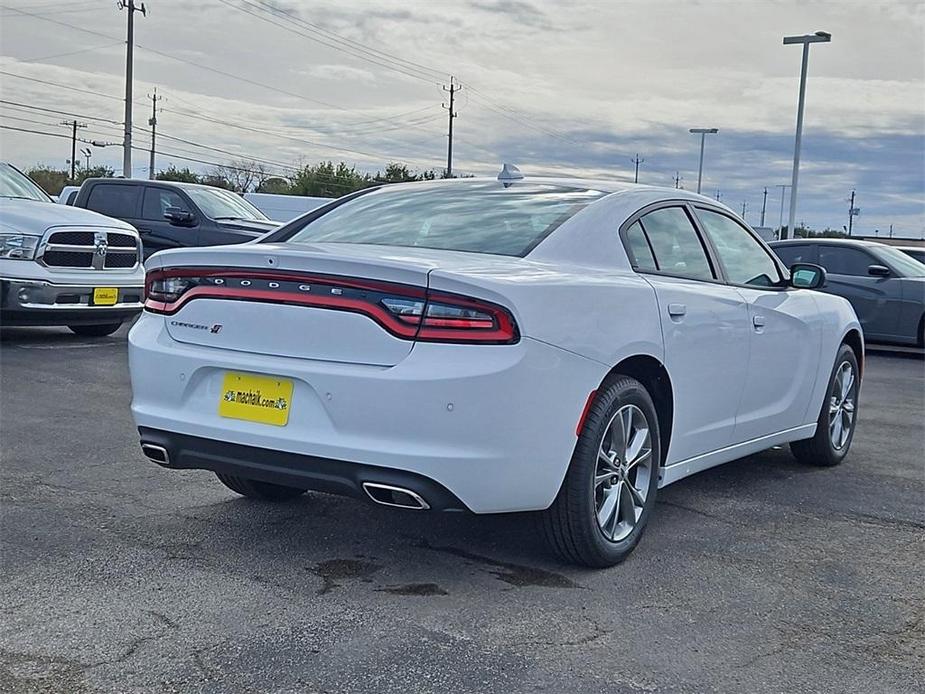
(689, 128, 718, 194)
(782, 30, 831, 239)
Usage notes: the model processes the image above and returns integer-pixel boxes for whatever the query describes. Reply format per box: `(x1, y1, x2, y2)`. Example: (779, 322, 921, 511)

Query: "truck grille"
(41, 229, 140, 270)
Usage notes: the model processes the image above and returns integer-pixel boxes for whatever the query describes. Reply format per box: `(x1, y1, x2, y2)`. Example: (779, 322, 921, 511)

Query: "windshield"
(0, 163, 52, 202)
(184, 187, 267, 221)
(283, 181, 607, 257)
(876, 244, 925, 277)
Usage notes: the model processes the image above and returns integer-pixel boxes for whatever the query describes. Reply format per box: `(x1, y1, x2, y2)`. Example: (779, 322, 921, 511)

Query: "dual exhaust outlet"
(140, 443, 429, 510)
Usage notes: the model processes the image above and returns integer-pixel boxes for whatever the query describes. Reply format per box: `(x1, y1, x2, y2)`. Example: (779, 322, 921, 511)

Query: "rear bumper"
(128, 312, 607, 514)
(0, 277, 143, 326)
(139, 427, 468, 511)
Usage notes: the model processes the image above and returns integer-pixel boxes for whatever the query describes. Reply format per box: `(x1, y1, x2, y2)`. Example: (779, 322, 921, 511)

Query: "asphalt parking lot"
(1, 325, 923, 694)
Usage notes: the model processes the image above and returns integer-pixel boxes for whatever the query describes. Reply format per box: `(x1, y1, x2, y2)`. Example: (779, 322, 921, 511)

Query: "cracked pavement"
(1, 326, 923, 693)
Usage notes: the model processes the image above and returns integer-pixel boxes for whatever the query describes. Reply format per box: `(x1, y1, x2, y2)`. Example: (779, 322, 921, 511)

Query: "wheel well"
(604, 355, 674, 465)
(842, 329, 864, 377)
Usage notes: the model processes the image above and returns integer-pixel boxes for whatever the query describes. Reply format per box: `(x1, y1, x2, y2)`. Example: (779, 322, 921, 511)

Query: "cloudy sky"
(1, 0, 923, 237)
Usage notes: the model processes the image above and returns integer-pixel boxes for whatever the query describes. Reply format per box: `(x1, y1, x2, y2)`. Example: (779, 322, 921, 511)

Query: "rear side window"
(636, 207, 714, 280)
(624, 221, 657, 271)
(142, 187, 189, 221)
(818, 246, 876, 276)
(85, 184, 140, 218)
(283, 182, 607, 257)
(773, 244, 815, 266)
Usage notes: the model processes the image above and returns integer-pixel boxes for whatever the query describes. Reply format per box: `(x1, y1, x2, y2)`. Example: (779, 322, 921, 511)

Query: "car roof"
(81, 177, 229, 193)
(769, 238, 884, 247)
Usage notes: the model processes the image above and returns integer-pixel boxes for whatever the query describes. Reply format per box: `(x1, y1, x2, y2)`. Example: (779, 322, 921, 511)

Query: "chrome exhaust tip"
(141, 443, 170, 466)
(362, 482, 430, 510)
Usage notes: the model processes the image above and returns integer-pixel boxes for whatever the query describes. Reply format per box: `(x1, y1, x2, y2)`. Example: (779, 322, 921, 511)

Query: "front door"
(137, 186, 199, 258)
(624, 206, 751, 465)
(693, 206, 821, 442)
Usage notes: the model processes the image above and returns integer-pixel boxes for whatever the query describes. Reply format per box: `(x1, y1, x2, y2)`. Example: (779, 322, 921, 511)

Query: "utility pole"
(847, 189, 857, 236)
(741, 201, 748, 220)
(442, 76, 459, 178)
(118, 0, 146, 179)
(61, 120, 86, 180)
(673, 171, 682, 189)
(631, 154, 644, 183)
(760, 187, 768, 226)
(776, 184, 791, 238)
(715, 190, 722, 202)
(147, 87, 162, 179)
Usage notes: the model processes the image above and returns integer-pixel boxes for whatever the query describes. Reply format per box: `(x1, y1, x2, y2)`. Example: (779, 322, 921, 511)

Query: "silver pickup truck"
(0, 163, 144, 336)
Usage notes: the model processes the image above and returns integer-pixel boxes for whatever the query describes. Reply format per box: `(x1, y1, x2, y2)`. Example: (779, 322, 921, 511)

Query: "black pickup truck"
(73, 179, 280, 258)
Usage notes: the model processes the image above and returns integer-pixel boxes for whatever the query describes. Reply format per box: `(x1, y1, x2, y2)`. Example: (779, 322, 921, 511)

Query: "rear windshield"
(282, 181, 607, 257)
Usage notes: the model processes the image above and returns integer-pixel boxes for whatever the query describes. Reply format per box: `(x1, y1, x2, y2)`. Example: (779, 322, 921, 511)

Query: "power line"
(219, 0, 444, 85)
(0, 69, 124, 102)
(631, 154, 644, 183)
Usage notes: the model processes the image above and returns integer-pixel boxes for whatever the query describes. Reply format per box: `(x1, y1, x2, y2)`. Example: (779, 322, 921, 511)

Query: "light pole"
(776, 184, 791, 238)
(81, 147, 92, 172)
(689, 128, 718, 194)
(782, 30, 831, 239)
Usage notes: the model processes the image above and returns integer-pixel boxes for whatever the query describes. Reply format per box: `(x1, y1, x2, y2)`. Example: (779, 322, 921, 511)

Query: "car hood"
(0, 198, 136, 235)
(213, 218, 280, 235)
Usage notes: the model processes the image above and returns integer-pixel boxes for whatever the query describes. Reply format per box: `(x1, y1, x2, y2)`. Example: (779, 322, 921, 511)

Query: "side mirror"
(164, 206, 195, 226)
(789, 263, 826, 289)
(867, 264, 891, 277)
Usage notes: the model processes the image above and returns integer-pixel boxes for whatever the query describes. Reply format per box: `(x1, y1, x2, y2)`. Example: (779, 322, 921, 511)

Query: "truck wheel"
(68, 322, 122, 337)
(539, 376, 661, 567)
(215, 473, 307, 501)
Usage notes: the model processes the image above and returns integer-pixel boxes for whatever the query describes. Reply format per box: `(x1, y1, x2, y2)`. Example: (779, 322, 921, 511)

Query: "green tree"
(155, 166, 201, 183)
(26, 166, 69, 195)
(256, 176, 292, 194)
(74, 165, 114, 184)
(290, 161, 370, 197)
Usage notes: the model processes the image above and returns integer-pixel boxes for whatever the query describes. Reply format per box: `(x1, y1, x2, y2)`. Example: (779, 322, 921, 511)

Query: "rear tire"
(540, 376, 661, 568)
(215, 473, 307, 501)
(68, 322, 122, 337)
(790, 343, 859, 467)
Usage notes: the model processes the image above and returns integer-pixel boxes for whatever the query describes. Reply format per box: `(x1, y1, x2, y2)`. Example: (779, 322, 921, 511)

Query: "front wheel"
(790, 343, 860, 467)
(68, 322, 122, 337)
(215, 473, 307, 501)
(540, 376, 661, 568)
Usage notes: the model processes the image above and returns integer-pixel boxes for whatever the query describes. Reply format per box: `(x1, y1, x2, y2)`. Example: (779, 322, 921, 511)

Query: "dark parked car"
(73, 179, 280, 258)
(770, 239, 925, 346)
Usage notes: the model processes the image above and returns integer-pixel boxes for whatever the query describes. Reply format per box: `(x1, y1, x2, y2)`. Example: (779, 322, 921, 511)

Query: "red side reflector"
(576, 390, 597, 437)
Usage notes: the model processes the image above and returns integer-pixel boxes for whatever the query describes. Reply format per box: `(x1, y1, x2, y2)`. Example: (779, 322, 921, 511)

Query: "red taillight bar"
(144, 267, 519, 344)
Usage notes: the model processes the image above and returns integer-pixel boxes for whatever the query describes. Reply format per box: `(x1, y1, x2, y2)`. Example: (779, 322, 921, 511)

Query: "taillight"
(145, 268, 519, 344)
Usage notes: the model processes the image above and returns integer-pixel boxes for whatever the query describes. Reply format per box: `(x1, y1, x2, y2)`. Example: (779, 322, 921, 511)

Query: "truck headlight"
(0, 233, 39, 260)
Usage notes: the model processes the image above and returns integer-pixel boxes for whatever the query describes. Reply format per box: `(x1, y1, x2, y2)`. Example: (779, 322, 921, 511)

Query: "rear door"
(623, 204, 751, 465)
(816, 244, 901, 340)
(82, 182, 142, 226)
(138, 185, 200, 257)
(693, 207, 821, 441)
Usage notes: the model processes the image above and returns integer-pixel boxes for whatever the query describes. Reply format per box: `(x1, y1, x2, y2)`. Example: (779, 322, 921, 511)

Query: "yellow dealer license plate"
(218, 372, 294, 427)
(93, 287, 119, 306)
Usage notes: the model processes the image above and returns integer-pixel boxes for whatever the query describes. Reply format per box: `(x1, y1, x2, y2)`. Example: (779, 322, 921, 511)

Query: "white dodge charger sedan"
(129, 170, 863, 567)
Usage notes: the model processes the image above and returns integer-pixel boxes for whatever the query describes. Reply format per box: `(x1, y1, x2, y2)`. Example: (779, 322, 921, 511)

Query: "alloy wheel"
(829, 360, 856, 450)
(594, 404, 653, 542)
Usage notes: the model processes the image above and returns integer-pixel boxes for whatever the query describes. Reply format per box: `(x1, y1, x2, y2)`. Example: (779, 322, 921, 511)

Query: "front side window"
(636, 207, 714, 280)
(696, 208, 781, 287)
(85, 184, 140, 218)
(283, 182, 607, 257)
(142, 188, 189, 221)
(818, 246, 877, 276)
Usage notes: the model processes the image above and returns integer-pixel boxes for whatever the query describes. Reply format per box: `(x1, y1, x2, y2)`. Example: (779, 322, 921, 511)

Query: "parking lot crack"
(417, 540, 581, 588)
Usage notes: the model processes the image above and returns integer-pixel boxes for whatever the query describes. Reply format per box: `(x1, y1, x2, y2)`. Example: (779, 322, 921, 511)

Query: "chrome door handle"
(667, 303, 687, 317)
(753, 314, 766, 328)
